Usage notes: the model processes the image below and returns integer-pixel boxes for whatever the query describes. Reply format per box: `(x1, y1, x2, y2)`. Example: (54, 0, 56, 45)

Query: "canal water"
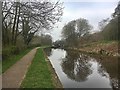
(44, 48, 118, 89)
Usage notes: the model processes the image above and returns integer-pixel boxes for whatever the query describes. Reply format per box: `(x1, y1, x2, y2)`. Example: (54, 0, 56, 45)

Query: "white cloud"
(51, 1, 119, 41)
(59, 2, 116, 30)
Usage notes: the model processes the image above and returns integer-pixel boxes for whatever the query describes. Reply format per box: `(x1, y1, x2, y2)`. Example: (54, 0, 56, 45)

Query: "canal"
(44, 48, 118, 89)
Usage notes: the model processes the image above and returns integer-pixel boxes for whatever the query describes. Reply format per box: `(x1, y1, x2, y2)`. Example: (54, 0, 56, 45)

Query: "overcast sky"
(47, 0, 119, 42)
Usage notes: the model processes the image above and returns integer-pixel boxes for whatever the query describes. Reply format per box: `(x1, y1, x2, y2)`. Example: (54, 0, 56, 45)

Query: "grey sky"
(48, 0, 119, 41)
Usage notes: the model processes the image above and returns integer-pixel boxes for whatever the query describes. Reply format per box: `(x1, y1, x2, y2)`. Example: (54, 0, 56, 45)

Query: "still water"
(44, 48, 118, 89)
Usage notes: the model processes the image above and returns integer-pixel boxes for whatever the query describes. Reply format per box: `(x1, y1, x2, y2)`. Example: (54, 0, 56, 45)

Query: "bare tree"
(2, 0, 63, 45)
(62, 18, 92, 47)
(98, 18, 109, 31)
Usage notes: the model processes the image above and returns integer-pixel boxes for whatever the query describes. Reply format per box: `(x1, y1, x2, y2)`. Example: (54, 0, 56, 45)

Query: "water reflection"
(44, 48, 52, 56)
(61, 50, 92, 82)
(45, 48, 118, 89)
(94, 56, 118, 89)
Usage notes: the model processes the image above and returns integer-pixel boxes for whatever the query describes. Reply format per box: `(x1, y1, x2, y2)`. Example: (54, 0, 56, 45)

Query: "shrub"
(2, 45, 24, 60)
(2, 46, 12, 60)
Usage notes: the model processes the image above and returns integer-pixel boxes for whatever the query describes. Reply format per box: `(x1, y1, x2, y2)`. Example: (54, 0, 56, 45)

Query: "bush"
(11, 46, 20, 55)
(2, 45, 24, 60)
(2, 47, 12, 60)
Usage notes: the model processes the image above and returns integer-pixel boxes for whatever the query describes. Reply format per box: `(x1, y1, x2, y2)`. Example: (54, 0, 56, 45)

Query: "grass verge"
(21, 48, 54, 88)
(43, 50, 63, 88)
(1, 48, 32, 74)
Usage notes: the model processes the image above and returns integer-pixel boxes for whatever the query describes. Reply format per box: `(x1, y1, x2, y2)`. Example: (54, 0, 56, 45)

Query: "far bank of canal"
(44, 48, 118, 89)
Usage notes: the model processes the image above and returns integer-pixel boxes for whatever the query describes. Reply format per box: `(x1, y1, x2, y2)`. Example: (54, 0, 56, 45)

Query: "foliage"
(53, 40, 65, 48)
(101, 17, 118, 41)
(30, 34, 52, 47)
(98, 18, 110, 31)
(40, 34, 52, 46)
(76, 18, 92, 37)
(2, 0, 63, 46)
(2, 46, 20, 60)
(79, 16, 118, 45)
(62, 20, 76, 39)
(2, 0, 62, 62)
(62, 18, 92, 47)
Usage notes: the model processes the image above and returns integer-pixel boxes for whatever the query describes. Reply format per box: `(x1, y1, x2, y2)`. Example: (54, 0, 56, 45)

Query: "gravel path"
(2, 47, 39, 88)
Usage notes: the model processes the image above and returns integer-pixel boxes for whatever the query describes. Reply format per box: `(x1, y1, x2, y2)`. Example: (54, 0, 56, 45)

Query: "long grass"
(2, 48, 32, 74)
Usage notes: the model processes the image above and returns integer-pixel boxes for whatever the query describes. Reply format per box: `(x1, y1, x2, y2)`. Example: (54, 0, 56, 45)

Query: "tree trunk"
(14, 3, 20, 45)
(12, 2, 18, 45)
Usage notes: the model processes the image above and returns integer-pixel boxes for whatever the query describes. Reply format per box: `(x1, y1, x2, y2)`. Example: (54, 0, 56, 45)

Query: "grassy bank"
(80, 41, 119, 56)
(67, 41, 119, 57)
(79, 41, 119, 56)
(43, 49, 63, 88)
(2, 48, 32, 74)
(21, 48, 54, 88)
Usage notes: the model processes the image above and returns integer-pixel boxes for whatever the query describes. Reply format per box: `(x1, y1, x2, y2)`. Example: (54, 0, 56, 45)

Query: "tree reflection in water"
(45, 48, 119, 89)
(61, 50, 92, 82)
(95, 56, 118, 89)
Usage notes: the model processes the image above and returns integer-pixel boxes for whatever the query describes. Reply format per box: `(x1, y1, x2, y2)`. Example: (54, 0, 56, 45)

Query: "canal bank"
(65, 41, 120, 57)
(43, 49, 63, 88)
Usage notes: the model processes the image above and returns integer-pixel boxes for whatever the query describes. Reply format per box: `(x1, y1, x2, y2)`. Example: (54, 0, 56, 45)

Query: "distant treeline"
(81, 16, 119, 44)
